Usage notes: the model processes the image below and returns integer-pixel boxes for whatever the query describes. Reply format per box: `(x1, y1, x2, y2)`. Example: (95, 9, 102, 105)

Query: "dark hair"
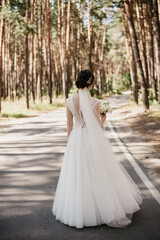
(76, 69, 94, 89)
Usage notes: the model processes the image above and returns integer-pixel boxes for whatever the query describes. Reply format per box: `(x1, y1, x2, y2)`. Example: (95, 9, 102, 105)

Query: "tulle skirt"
(52, 126, 142, 228)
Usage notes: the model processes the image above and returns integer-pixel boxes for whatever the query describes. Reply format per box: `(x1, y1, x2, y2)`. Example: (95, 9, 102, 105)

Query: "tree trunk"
(25, 0, 30, 109)
(147, 1, 157, 100)
(158, 0, 160, 22)
(37, 0, 43, 101)
(153, 0, 160, 101)
(77, 0, 82, 73)
(94, 34, 98, 88)
(135, 0, 149, 88)
(96, 29, 101, 96)
(88, 0, 92, 71)
(7, 25, 11, 100)
(47, 0, 52, 103)
(2, 25, 5, 100)
(4, 21, 8, 100)
(61, 0, 67, 99)
(122, 11, 138, 103)
(13, 33, 17, 101)
(0, 0, 5, 112)
(33, 0, 37, 100)
(65, 0, 71, 98)
(104, 55, 109, 95)
(30, 0, 35, 102)
(124, 0, 149, 109)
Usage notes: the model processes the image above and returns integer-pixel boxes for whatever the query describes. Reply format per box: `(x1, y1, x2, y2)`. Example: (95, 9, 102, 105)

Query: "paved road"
(0, 94, 160, 240)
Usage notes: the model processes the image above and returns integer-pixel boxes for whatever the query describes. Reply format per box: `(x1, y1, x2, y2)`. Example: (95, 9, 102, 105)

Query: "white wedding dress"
(52, 87, 142, 229)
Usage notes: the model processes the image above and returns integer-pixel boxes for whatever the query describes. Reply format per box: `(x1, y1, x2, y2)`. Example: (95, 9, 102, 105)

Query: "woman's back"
(66, 93, 100, 128)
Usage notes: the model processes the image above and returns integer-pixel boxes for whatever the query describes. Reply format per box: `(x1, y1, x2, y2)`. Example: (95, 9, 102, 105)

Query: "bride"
(52, 69, 142, 229)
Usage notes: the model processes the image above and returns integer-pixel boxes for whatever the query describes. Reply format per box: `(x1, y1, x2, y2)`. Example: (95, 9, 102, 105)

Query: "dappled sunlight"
(1, 172, 51, 186)
(1, 205, 33, 217)
(105, 93, 160, 185)
(0, 99, 160, 240)
(0, 109, 66, 226)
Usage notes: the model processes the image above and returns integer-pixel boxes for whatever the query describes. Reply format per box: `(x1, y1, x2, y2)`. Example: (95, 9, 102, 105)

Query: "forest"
(0, 0, 160, 111)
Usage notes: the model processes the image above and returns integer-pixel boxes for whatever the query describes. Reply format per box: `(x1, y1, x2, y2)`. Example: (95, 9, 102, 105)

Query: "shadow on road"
(0, 105, 160, 240)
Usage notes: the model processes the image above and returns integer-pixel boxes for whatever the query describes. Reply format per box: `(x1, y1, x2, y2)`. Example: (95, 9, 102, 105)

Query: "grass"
(121, 96, 160, 122)
(122, 94, 160, 110)
(144, 110, 160, 121)
(0, 96, 65, 119)
(30, 102, 65, 111)
(0, 113, 26, 118)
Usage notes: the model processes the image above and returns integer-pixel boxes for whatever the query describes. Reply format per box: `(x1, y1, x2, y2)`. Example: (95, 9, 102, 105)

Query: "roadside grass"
(0, 90, 110, 120)
(0, 97, 65, 119)
(138, 110, 160, 123)
(30, 102, 65, 111)
(0, 113, 26, 118)
(122, 96, 160, 119)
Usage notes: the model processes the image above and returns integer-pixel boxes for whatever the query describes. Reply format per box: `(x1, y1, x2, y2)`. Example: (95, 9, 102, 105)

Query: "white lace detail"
(66, 95, 98, 129)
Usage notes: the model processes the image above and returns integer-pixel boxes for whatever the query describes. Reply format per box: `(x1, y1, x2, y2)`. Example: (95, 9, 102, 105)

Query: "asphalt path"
(0, 93, 160, 240)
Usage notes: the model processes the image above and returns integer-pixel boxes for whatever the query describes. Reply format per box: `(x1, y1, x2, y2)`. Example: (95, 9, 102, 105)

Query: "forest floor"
(121, 105, 160, 153)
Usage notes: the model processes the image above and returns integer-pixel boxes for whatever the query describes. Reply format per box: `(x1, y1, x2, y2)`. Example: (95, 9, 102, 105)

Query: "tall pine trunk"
(61, 0, 66, 99)
(47, 0, 52, 103)
(147, 1, 157, 100)
(65, 0, 71, 98)
(88, 0, 92, 71)
(0, 0, 5, 112)
(25, 0, 30, 109)
(122, 12, 138, 103)
(153, 0, 160, 101)
(77, 0, 82, 73)
(30, 0, 35, 102)
(37, 0, 43, 101)
(2, 23, 6, 100)
(124, 0, 149, 109)
(135, 0, 149, 88)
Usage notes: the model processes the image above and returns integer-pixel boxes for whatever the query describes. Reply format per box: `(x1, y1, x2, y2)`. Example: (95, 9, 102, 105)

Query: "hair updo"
(76, 69, 94, 89)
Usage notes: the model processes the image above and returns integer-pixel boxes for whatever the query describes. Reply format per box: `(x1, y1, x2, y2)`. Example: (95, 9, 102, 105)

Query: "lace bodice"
(66, 95, 99, 128)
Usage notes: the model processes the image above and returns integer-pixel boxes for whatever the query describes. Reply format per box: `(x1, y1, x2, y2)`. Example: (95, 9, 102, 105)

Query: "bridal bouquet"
(99, 100, 112, 115)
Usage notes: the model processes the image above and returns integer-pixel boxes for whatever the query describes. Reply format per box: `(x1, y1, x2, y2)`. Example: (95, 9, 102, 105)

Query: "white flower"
(99, 100, 112, 114)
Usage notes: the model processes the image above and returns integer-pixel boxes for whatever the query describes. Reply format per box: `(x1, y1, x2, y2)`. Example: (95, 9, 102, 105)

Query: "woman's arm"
(100, 113, 106, 126)
(66, 106, 73, 138)
(95, 101, 106, 127)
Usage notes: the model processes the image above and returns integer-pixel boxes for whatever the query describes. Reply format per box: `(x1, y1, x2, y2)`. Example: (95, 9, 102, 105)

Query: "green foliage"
(69, 85, 78, 96)
(68, 84, 99, 98)
(108, 74, 131, 95)
(42, 87, 48, 97)
(30, 102, 65, 111)
(90, 87, 99, 97)
(122, 72, 131, 89)
(0, 113, 26, 118)
(91, 1, 107, 21)
(138, 89, 160, 106)
(51, 0, 58, 29)
(0, 5, 35, 37)
(148, 88, 160, 105)
(138, 89, 143, 104)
